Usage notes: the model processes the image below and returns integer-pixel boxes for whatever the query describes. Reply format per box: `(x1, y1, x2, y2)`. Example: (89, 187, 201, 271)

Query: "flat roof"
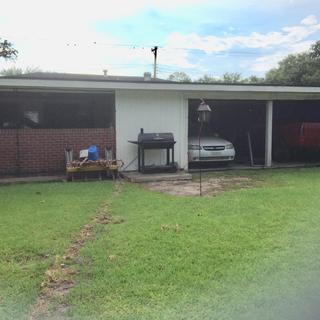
(1, 72, 320, 100)
(1, 72, 168, 83)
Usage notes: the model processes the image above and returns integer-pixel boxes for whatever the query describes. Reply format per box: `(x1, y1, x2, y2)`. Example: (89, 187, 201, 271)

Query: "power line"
(161, 47, 262, 56)
(65, 41, 264, 56)
(66, 41, 160, 50)
(11, 33, 266, 56)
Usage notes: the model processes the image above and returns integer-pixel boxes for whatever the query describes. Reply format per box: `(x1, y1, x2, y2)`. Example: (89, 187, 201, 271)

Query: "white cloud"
(0, 2, 143, 74)
(0, 0, 208, 75)
(0, 0, 205, 27)
(164, 16, 320, 53)
(163, 14, 320, 75)
(0, 34, 154, 76)
(1, 3, 320, 77)
(301, 14, 318, 26)
(249, 40, 314, 72)
(249, 53, 287, 72)
(288, 39, 314, 52)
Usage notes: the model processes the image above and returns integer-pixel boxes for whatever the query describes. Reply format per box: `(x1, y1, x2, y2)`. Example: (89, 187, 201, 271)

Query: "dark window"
(0, 102, 20, 128)
(0, 91, 115, 129)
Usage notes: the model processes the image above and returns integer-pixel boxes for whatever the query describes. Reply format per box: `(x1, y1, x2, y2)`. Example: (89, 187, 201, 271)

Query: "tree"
(0, 66, 41, 76)
(310, 41, 320, 60)
(0, 67, 24, 76)
(197, 74, 218, 83)
(168, 72, 191, 82)
(244, 75, 265, 84)
(221, 72, 242, 83)
(0, 38, 18, 59)
(197, 72, 245, 84)
(265, 41, 320, 86)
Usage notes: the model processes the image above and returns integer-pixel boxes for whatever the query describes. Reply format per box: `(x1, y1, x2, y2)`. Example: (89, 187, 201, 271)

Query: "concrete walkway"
(121, 171, 192, 183)
(0, 175, 65, 186)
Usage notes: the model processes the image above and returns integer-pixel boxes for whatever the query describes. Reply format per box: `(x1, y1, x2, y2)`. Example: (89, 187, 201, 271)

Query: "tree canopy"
(0, 38, 18, 59)
(197, 72, 263, 84)
(0, 66, 41, 76)
(167, 40, 320, 86)
(194, 73, 243, 84)
(265, 40, 320, 86)
(167, 72, 191, 82)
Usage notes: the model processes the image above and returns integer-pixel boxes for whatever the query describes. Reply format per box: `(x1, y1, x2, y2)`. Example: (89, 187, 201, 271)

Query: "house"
(1, 72, 320, 176)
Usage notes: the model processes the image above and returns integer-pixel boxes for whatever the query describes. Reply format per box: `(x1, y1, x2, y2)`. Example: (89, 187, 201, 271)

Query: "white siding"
(115, 90, 188, 171)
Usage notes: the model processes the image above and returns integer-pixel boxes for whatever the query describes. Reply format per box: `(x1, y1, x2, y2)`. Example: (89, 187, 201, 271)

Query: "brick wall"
(0, 128, 115, 176)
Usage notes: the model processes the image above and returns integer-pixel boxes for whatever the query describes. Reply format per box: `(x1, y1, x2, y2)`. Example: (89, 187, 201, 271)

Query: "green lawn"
(0, 181, 114, 319)
(66, 168, 320, 319)
(1, 169, 320, 319)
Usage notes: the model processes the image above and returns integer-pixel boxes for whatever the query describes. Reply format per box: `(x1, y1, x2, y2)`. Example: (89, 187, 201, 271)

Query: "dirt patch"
(30, 255, 77, 320)
(143, 176, 257, 197)
(95, 212, 125, 225)
(29, 182, 124, 320)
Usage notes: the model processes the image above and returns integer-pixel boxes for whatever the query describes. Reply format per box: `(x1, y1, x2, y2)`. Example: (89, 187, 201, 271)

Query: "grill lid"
(138, 132, 174, 143)
(128, 128, 176, 147)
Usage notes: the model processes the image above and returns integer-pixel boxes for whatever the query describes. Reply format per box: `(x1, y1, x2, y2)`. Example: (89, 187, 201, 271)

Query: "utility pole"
(151, 46, 158, 79)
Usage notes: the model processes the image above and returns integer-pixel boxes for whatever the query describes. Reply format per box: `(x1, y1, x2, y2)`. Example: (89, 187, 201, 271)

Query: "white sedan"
(188, 136, 235, 162)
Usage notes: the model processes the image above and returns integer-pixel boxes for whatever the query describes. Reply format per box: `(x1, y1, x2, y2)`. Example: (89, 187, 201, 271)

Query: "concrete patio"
(121, 170, 192, 183)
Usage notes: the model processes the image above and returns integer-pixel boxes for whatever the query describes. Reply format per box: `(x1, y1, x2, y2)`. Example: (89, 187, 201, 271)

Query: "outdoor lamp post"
(197, 99, 212, 196)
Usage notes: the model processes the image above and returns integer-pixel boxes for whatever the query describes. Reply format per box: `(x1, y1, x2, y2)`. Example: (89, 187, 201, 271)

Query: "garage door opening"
(273, 100, 320, 164)
(188, 99, 266, 168)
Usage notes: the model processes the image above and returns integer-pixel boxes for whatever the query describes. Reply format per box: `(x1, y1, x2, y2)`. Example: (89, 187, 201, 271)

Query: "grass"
(2, 169, 320, 319)
(62, 168, 320, 319)
(0, 181, 114, 320)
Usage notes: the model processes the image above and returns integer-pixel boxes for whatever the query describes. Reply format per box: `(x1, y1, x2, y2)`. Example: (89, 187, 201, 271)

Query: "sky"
(1, 0, 320, 80)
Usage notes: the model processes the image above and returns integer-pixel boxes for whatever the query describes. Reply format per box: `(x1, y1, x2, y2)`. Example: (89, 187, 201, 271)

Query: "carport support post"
(265, 100, 273, 167)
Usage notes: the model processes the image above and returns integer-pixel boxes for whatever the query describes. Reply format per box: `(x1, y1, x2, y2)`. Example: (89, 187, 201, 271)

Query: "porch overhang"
(1, 78, 320, 100)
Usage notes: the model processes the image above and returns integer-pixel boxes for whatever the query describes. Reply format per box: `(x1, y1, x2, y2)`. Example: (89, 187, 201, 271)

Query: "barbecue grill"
(129, 128, 177, 173)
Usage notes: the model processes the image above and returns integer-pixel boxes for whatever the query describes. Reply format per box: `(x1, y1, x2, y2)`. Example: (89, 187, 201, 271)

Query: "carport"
(186, 85, 320, 169)
(272, 100, 320, 163)
(188, 99, 267, 166)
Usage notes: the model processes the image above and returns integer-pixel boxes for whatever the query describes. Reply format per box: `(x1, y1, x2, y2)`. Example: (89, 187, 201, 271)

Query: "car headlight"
(188, 144, 201, 150)
(226, 143, 234, 149)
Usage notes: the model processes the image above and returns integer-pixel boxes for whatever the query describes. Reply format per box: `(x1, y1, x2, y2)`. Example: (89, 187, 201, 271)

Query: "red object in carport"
(277, 122, 320, 148)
